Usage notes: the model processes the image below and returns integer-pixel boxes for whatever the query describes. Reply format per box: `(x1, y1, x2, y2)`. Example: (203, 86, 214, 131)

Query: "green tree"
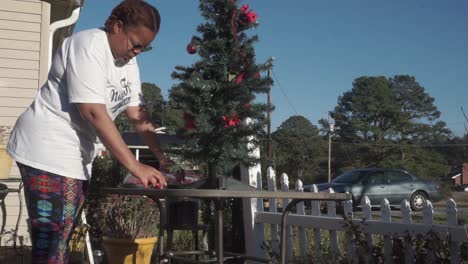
(390, 75, 440, 120)
(270, 116, 327, 184)
(169, 0, 272, 181)
(436, 135, 468, 175)
(115, 112, 132, 133)
(160, 107, 185, 135)
(390, 75, 451, 142)
(114, 82, 165, 132)
(325, 75, 452, 180)
(141, 82, 164, 126)
(332, 76, 402, 143)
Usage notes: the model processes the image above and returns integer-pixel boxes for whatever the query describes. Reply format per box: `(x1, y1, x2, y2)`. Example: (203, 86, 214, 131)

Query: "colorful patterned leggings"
(18, 163, 88, 264)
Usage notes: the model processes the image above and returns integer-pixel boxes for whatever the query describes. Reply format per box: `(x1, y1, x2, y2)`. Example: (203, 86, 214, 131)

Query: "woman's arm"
(77, 103, 167, 187)
(125, 105, 173, 172)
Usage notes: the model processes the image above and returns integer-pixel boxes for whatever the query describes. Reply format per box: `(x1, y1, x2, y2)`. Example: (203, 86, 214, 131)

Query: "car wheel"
(410, 191, 427, 211)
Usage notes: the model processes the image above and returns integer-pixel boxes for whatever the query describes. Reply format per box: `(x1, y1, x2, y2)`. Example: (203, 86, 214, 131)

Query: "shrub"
(101, 195, 160, 239)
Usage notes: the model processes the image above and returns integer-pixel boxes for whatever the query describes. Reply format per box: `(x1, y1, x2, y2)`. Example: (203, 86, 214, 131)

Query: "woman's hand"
(130, 162, 167, 188)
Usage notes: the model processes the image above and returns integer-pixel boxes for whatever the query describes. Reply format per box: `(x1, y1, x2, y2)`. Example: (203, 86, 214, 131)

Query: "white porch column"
(241, 118, 265, 263)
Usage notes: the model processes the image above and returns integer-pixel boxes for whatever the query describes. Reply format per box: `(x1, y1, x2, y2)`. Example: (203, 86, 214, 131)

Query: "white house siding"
(0, 0, 51, 247)
(0, 0, 49, 128)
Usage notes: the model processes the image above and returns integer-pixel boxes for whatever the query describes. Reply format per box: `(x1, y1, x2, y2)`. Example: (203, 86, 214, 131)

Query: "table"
(101, 187, 351, 264)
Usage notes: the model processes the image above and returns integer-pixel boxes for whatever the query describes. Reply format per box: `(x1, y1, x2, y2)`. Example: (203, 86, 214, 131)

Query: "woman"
(7, 1, 168, 263)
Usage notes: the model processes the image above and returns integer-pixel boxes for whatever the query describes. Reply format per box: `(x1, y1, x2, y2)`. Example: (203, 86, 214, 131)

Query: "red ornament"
(184, 112, 196, 130)
(236, 72, 245, 84)
(186, 43, 197, 54)
(254, 72, 260, 79)
(244, 102, 251, 109)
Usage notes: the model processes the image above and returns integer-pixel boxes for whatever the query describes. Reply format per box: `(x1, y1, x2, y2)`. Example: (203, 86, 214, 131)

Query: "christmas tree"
(169, 0, 273, 184)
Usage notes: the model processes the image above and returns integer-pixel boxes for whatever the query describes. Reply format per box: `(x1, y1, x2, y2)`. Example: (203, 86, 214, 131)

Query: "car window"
(387, 171, 412, 183)
(332, 170, 363, 184)
(365, 171, 386, 184)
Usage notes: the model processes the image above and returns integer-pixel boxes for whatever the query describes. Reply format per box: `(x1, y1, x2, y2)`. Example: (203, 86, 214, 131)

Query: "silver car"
(305, 168, 444, 211)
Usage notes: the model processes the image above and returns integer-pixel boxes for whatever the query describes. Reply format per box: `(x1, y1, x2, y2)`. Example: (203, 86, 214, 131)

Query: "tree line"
(266, 75, 467, 185)
(117, 75, 467, 185)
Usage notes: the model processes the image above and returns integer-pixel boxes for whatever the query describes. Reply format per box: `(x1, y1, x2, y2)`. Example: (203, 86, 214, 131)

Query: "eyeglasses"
(125, 31, 152, 53)
(131, 43, 152, 53)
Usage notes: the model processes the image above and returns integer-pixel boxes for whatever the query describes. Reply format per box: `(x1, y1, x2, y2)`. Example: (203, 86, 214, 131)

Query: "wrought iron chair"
(165, 197, 209, 253)
(0, 181, 28, 263)
(0, 183, 9, 236)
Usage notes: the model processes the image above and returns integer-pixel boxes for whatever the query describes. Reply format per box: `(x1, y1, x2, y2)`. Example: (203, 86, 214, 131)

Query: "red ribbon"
(231, 0, 238, 43)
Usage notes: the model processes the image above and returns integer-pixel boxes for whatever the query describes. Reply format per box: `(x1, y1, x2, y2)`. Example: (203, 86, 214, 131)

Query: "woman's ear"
(111, 20, 124, 34)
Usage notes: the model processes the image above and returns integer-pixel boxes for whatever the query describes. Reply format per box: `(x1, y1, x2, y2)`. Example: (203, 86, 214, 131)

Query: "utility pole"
(267, 57, 275, 165)
(461, 107, 468, 186)
(328, 113, 334, 183)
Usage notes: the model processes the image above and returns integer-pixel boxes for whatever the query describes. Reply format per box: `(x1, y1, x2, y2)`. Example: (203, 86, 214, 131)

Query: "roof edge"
(40, 0, 84, 8)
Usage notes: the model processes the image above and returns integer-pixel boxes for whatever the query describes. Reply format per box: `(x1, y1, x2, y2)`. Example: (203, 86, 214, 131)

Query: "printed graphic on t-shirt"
(110, 77, 132, 113)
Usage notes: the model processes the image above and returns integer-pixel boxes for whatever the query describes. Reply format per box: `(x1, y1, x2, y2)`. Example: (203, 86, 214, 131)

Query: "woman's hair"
(105, 0, 161, 33)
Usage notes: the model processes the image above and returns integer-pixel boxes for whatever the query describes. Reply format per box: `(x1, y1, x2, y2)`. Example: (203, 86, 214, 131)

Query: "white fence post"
(381, 199, 393, 264)
(280, 173, 293, 261)
(423, 200, 435, 263)
(361, 196, 373, 264)
(327, 188, 339, 254)
(401, 199, 414, 264)
(295, 180, 307, 257)
(423, 200, 434, 226)
(309, 184, 322, 256)
(240, 118, 264, 262)
(447, 199, 460, 264)
(267, 167, 279, 254)
(343, 197, 356, 263)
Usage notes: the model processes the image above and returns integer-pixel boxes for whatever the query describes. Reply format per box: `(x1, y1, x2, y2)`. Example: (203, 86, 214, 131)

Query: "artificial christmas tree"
(169, 0, 272, 185)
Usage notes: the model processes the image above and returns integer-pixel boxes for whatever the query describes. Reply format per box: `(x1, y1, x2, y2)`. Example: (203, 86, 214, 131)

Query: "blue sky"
(75, 0, 468, 136)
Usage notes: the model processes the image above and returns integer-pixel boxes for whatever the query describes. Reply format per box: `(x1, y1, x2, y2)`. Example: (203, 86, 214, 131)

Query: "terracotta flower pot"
(102, 236, 157, 264)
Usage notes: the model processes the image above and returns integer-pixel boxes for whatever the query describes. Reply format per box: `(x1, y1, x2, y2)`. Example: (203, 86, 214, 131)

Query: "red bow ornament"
(239, 4, 258, 24)
(222, 113, 241, 128)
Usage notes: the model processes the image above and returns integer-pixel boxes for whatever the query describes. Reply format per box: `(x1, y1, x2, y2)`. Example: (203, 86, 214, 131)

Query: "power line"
(331, 141, 468, 147)
(462, 107, 468, 134)
(270, 69, 298, 115)
(268, 137, 468, 148)
(441, 121, 466, 126)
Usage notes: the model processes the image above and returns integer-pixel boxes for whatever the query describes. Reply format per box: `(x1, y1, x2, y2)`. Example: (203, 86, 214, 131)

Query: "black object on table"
(102, 177, 351, 264)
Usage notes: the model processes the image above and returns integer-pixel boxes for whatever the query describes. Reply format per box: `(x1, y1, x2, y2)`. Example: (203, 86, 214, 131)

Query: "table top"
(101, 187, 351, 201)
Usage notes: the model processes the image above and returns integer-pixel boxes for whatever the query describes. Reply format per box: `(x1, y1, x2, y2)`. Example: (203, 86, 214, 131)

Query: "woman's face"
(108, 21, 156, 64)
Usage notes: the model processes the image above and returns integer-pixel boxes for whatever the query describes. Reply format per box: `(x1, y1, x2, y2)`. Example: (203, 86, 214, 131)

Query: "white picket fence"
(241, 167, 468, 264)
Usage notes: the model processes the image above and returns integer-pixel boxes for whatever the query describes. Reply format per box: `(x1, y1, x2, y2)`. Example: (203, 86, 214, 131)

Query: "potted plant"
(99, 194, 160, 264)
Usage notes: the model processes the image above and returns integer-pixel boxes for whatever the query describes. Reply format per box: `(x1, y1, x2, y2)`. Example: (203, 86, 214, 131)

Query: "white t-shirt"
(7, 28, 143, 180)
